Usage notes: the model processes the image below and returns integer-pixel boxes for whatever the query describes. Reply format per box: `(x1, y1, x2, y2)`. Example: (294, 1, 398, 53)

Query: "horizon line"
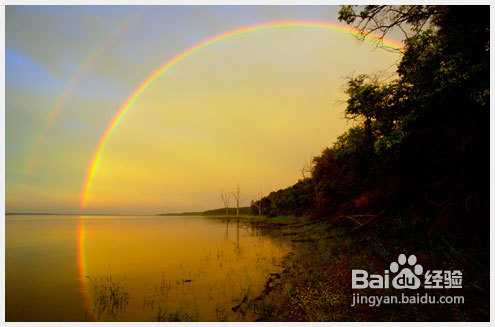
(6, 212, 157, 216)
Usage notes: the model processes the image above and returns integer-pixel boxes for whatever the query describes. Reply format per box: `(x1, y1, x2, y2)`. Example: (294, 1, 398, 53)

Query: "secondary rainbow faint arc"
(25, 12, 143, 176)
(79, 19, 402, 208)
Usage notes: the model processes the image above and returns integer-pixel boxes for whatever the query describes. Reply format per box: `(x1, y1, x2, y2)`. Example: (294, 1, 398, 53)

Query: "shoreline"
(223, 215, 489, 321)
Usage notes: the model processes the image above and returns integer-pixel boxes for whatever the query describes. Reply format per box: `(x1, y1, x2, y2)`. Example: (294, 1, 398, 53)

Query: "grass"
(267, 215, 293, 223)
(87, 273, 129, 320)
(155, 307, 197, 322)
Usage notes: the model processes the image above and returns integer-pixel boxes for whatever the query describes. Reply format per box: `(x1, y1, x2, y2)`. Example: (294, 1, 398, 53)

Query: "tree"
(338, 5, 445, 42)
(254, 5, 489, 232)
(231, 185, 240, 216)
(251, 190, 264, 216)
(220, 191, 231, 216)
(300, 158, 313, 180)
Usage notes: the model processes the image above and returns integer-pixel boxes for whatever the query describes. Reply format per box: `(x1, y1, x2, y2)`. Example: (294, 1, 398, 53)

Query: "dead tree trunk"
(231, 185, 240, 216)
(221, 192, 231, 216)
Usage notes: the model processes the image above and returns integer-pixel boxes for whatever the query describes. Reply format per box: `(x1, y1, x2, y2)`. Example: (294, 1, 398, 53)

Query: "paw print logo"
(390, 254, 423, 290)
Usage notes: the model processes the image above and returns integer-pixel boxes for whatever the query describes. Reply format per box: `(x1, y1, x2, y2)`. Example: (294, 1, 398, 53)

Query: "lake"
(6, 215, 291, 321)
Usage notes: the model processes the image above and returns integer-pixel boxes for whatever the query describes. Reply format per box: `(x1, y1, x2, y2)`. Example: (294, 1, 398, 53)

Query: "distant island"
(157, 206, 252, 216)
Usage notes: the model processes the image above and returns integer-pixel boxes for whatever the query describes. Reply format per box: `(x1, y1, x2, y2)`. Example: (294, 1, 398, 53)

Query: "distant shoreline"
(157, 206, 252, 216)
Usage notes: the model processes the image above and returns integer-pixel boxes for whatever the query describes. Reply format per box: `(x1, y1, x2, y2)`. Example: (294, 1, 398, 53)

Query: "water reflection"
(7, 215, 290, 321)
(223, 218, 241, 253)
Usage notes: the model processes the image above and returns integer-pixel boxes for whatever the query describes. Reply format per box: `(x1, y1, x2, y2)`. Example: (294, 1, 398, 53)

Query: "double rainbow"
(79, 19, 402, 208)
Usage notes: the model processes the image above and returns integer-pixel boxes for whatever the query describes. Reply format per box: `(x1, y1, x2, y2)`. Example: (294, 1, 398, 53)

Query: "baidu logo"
(352, 253, 462, 290)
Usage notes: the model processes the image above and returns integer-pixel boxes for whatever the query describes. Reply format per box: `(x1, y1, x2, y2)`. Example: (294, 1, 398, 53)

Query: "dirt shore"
(229, 215, 489, 321)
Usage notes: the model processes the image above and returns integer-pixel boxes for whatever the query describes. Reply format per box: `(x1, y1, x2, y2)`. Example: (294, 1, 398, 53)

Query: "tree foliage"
(252, 6, 489, 241)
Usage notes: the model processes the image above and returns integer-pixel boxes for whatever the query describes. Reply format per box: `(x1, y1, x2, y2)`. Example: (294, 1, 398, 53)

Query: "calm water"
(6, 215, 290, 321)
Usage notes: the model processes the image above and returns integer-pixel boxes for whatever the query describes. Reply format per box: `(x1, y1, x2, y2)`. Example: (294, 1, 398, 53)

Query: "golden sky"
(6, 7, 401, 214)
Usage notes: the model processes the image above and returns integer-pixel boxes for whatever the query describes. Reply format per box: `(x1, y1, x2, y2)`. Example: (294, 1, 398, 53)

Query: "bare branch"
(338, 5, 441, 50)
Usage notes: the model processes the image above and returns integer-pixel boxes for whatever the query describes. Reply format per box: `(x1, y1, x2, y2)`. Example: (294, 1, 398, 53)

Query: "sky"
(6, 6, 402, 214)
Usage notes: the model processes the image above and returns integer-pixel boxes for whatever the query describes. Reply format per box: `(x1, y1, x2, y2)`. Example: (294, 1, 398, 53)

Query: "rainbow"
(25, 58, 96, 175)
(80, 19, 402, 208)
(76, 217, 94, 320)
